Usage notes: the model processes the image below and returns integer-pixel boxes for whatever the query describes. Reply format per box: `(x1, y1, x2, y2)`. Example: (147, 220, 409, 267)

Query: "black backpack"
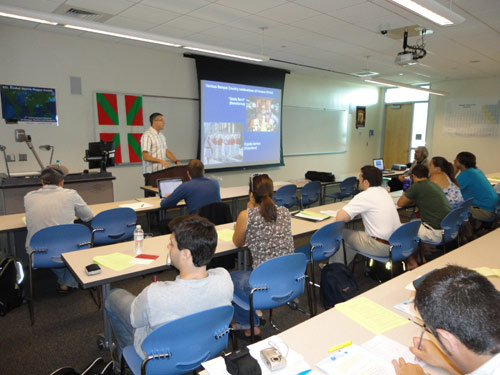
(320, 263, 359, 309)
(0, 256, 24, 316)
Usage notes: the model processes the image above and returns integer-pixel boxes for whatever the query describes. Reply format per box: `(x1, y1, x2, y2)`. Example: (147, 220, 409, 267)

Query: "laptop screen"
(373, 158, 385, 171)
(158, 178, 183, 198)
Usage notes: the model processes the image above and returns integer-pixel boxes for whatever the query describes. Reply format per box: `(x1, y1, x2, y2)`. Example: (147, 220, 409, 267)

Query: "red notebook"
(135, 254, 159, 260)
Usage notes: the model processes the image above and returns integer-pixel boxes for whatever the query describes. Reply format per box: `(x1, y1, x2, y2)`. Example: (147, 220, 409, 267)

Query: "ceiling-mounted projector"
(395, 52, 418, 65)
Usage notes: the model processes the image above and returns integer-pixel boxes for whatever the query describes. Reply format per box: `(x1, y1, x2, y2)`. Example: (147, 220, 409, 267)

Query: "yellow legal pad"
(217, 229, 235, 242)
(335, 297, 409, 335)
(473, 267, 500, 278)
(93, 252, 135, 271)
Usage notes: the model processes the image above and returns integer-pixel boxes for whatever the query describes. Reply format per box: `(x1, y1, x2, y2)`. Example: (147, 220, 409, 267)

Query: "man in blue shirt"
(454, 151, 499, 222)
(161, 159, 221, 214)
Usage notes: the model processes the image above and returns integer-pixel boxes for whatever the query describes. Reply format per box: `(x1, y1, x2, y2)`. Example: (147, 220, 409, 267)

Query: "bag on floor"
(320, 262, 359, 309)
(0, 256, 24, 316)
(49, 357, 113, 375)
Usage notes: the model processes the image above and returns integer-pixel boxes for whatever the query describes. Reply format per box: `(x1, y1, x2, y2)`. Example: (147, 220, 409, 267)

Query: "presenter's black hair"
(412, 164, 429, 179)
(168, 215, 217, 267)
(149, 112, 163, 126)
(415, 265, 500, 355)
(456, 151, 477, 169)
(360, 165, 382, 187)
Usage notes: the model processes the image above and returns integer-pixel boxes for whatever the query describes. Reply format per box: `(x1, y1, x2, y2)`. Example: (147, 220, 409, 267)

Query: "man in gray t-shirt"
(105, 216, 234, 369)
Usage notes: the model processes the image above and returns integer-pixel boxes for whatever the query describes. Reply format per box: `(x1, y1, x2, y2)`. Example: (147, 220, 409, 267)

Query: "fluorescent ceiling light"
(387, 0, 465, 26)
(184, 46, 268, 62)
(63, 25, 181, 47)
(364, 77, 447, 96)
(0, 10, 57, 25)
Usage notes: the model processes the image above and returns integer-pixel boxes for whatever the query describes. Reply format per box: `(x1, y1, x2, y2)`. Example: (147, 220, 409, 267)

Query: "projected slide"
(200, 80, 282, 170)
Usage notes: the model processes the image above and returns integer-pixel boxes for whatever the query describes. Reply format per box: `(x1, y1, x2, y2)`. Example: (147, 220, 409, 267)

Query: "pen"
(296, 370, 312, 375)
(407, 317, 424, 328)
(417, 326, 425, 350)
(328, 340, 352, 352)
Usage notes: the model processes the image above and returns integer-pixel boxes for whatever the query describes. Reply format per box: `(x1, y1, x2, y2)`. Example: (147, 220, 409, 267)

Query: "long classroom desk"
(277, 227, 500, 375)
(486, 171, 500, 185)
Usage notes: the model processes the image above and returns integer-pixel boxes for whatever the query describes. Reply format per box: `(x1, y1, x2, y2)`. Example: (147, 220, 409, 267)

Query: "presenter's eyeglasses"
(250, 173, 269, 192)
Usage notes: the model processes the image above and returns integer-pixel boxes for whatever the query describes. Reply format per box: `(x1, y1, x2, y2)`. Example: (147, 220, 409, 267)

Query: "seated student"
(24, 164, 94, 292)
(104, 216, 233, 372)
(392, 265, 500, 375)
(454, 151, 499, 223)
(330, 165, 401, 265)
(160, 159, 221, 214)
(398, 164, 451, 244)
(389, 146, 429, 191)
(231, 174, 294, 338)
(428, 156, 463, 209)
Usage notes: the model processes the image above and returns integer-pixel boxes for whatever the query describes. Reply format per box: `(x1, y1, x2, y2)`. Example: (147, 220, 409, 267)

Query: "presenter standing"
(141, 112, 180, 185)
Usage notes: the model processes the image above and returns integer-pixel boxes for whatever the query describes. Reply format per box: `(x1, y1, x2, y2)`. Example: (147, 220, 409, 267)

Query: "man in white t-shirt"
(331, 165, 401, 265)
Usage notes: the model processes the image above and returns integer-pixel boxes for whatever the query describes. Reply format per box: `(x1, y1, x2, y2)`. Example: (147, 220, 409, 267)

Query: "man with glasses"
(141, 112, 181, 185)
(392, 265, 500, 375)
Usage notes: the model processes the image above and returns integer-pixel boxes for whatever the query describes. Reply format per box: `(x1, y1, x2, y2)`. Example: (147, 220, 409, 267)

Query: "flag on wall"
(94, 92, 144, 164)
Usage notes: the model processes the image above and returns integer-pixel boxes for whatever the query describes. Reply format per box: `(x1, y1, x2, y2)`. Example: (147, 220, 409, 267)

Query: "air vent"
(351, 71, 379, 77)
(53, 5, 112, 23)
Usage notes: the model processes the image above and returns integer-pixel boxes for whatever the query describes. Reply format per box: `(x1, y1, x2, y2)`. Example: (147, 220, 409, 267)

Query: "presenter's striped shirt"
(141, 126, 168, 174)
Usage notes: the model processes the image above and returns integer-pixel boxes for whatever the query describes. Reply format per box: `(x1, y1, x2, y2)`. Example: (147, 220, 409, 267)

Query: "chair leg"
(249, 292, 256, 343)
(29, 262, 34, 325)
(310, 263, 317, 316)
(306, 274, 315, 317)
(269, 309, 278, 331)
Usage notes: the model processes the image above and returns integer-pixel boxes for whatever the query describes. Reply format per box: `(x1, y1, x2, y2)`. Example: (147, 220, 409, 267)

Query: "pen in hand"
(417, 326, 425, 350)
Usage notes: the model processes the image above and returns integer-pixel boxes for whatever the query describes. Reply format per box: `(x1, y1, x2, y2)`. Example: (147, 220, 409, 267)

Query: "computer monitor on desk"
(373, 158, 391, 173)
(158, 177, 183, 198)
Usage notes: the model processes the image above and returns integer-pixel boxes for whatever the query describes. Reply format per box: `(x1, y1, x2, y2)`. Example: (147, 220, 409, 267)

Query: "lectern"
(146, 165, 189, 187)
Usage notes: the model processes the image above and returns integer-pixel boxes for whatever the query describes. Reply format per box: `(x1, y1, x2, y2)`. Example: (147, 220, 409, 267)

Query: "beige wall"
(0, 24, 384, 201)
(428, 77, 500, 173)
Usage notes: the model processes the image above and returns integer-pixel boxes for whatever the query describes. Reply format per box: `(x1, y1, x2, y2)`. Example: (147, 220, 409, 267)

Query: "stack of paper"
(93, 252, 134, 271)
(119, 202, 154, 210)
(294, 210, 330, 222)
(217, 229, 235, 242)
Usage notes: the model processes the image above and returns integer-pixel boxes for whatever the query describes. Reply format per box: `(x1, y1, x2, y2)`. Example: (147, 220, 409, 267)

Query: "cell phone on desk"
(85, 263, 101, 276)
(413, 269, 437, 289)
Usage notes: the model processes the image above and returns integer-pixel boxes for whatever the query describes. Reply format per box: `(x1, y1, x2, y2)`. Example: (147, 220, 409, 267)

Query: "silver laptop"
(157, 177, 183, 198)
(373, 158, 391, 173)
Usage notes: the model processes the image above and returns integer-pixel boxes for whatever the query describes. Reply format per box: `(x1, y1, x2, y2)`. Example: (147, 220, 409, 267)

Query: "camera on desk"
(260, 347, 286, 371)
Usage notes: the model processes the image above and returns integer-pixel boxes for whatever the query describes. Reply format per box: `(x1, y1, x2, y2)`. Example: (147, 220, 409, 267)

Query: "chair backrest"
(91, 208, 137, 246)
(274, 184, 297, 208)
(196, 202, 233, 225)
(30, 224, 91, 268)
(457, 198, 474, 222)
(310, 221, 345, 263)
(301, 181, 321, 207)
(389, 220, 421, 262)
(339, 177, 358, 195)
(441, 207, 463, 243)
(141, 305, 234, 375)
(249, 253, 307, 310)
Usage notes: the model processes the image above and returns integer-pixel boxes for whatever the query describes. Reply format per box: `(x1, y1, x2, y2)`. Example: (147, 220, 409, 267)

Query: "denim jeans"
(104, 288, 136, 360)
(51, 267, 78, 288)
(230, 270, 260, 330)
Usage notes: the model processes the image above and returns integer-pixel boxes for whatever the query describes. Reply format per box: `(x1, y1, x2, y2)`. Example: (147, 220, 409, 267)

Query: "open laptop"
(373, 158, 392, 173)
(157, 177, 183, 198)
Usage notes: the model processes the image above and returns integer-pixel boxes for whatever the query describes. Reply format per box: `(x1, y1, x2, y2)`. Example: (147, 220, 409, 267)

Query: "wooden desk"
(278, 228, 500, 375)
(486, 171, 500, 185)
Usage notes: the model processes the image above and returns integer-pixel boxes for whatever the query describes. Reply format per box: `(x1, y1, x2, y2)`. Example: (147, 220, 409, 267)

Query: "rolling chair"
(420, 207, 463, 254)
(300, 181, 321, 208)
(91, 208, 137, 246)
(274, 184, 298, 209)
(326, 176, 358, 202)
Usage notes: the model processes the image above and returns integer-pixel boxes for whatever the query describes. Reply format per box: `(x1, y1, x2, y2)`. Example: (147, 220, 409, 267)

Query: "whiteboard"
(142, 96, 199, 160)
(282, 106, 347, 156)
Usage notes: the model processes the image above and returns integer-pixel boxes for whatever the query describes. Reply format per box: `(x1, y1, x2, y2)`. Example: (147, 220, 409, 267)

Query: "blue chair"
(232, 253, 313, 343)
(421, 207, 463, 253)
(29, 224, 91, 325)
(326, 177, 358, 202)
(274, 184, 298, 208)
(300, 181, 321, 208)
(295, 222, 345, 314)
(357, 220, 421, 278)
(121, 305, 234, 375)
(91, 208, 137, 246)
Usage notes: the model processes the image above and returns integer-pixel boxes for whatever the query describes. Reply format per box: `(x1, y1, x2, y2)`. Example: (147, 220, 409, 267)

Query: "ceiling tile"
(65, 0, 136, 15)
(148, 24, 196, 38)
(187, 3, 249, 24)
(164, 15, 220, 33)
(215, 0, 288, 14)
(104, 15, 155, 31)
(292, 0, 367, 13)
(0, 0, 62, 13)
(258, 2, 321, 24)
(329, 2, 393, 21)
(117, 4, 180, 24)
(140, 0, 210, 14)
(226, 15, 284, 33)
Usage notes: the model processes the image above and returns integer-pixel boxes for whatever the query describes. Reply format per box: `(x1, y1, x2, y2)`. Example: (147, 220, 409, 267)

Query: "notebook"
(373, 158, 391, 173)
(158, 177, 183, 198)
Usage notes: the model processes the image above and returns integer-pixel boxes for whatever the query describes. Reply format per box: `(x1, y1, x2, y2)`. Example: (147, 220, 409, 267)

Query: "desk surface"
(278, 227, 500, 375)
(486, 171, 500, 185)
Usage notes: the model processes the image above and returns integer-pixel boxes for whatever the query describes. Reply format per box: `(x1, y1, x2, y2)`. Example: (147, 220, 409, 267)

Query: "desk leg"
(232, 198, 238, 221)
(102, 283, 112, 350)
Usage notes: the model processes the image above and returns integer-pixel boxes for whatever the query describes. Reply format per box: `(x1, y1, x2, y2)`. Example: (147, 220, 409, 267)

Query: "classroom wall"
(428, 77, 500, 173)
(0, 23, 384, 201)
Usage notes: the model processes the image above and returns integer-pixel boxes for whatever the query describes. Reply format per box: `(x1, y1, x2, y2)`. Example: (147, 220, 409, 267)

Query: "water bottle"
(134, 225, 144, 255)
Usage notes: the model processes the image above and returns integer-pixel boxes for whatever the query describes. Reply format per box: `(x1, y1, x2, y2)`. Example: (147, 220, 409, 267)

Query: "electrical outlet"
(7, 153, 15, 162)
(19, 153, 27, 161)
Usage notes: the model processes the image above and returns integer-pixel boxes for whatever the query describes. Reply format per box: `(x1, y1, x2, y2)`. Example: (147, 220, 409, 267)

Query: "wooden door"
(383, 104, 413, 168)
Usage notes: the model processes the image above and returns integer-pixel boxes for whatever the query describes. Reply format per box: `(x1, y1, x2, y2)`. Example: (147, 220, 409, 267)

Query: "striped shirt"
(141, 127, 168, 174)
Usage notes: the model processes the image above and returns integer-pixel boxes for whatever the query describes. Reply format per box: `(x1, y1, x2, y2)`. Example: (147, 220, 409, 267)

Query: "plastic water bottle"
(134, 225, 144, 255)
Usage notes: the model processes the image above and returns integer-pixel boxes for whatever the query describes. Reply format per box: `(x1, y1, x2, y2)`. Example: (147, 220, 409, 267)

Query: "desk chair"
(326, 176, 358, 202)
(29, 224, 91, 325)
(421, 208, 462, 254)
(294, 221, 345, 314)
(355, 220, 421, 279)
(91, 208, 137, 246)
(121, 305, 234, 375)
(232, 253, 313, 343)
(300, 181, 321, 208)
(274, 184, 298, 209)
(457, 198, 473, 245)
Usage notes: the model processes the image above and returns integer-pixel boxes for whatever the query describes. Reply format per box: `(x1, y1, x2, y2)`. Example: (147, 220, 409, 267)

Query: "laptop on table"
(373, 158, 392, 173)
(157, 177, 183, 198)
